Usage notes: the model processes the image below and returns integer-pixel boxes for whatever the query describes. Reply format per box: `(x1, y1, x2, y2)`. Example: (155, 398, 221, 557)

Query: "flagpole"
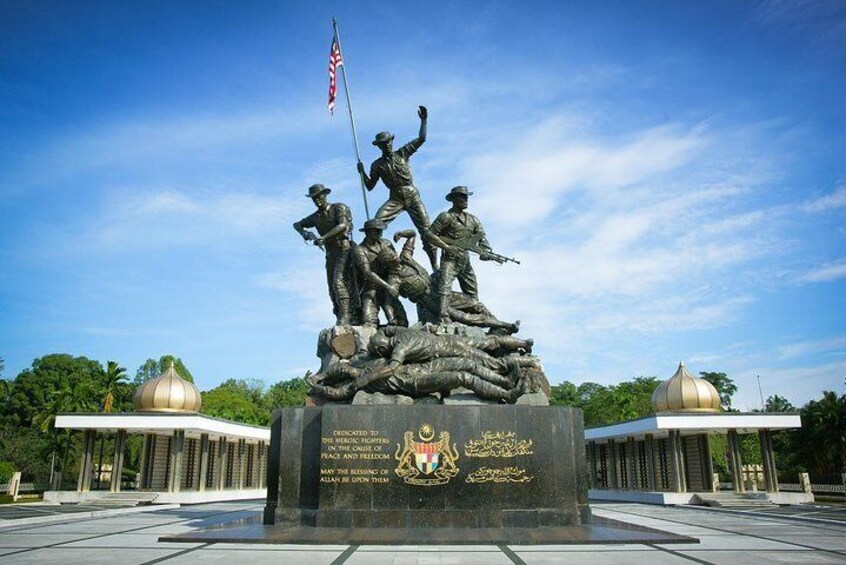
(333, 17, 371, 220)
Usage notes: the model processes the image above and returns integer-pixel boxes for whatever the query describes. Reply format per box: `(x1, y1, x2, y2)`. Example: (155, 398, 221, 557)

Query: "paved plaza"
(0, 500, 844, 564)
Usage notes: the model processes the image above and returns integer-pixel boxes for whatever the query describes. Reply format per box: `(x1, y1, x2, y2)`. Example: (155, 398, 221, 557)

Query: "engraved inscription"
(465, 466, 534, 484)
(464, 431, 534, 458)
(320, 429, 392, 484)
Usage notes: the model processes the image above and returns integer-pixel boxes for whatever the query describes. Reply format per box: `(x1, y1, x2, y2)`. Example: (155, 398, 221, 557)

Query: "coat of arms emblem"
(394, 424, 459, 486)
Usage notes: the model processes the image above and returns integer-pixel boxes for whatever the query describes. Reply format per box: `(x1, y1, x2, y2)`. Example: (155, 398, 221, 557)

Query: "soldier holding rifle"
(293, 184, 354, 326)
(426, 186, 518, 324)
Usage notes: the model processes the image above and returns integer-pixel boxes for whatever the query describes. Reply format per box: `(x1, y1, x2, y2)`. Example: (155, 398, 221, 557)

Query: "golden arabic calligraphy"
(464, 431, 534, 458)
(465, 466, 534, 484)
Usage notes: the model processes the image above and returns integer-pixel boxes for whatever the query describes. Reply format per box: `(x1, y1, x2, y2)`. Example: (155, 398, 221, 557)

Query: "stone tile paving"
(0, 500, 844, 564)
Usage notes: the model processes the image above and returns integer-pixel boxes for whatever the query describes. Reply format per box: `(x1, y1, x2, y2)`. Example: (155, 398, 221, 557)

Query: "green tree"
(548, 381, 579, 407)
(100, 361, 129, 413)
(0, 460, 14, 483)
(264, 376, 310, 410)
(0, 425, 53, 482)
(764, 394, 795, 413)
(0, 378, 11, 411)
(202, 379, 267, 425)
(699, 371, 737, 411)
(789, 391, 846, 476)
(610, 377, 661, 421)
(133, 355, 194, 385)
(33, 376, 99, 485)
(4, 354, 104, 427)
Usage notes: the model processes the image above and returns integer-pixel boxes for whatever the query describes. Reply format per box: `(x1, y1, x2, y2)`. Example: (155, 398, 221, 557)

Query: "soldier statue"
(384, 230, 520, 333)
(357, 106, 439, 270)
(352, 219, 407, 327)
(425, 186, 493, 324)
(367, 326, 535, 374)
(308, 356, 528, 403)
(293, 184, 354, 326)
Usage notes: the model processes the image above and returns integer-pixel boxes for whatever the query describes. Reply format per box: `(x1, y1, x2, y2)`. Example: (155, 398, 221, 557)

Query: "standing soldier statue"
(426, 186, 517, 325)
(293, 184, 354, 326)
(357, 106, 439, 270)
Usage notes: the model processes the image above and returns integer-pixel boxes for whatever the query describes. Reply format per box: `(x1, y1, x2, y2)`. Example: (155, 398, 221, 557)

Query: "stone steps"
(695, 492, 779, 509)
(87, 492, 159, 506)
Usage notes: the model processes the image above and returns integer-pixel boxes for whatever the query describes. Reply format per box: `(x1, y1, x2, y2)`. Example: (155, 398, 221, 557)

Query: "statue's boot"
(383, 302, 397, 326)
(504, 378, 529, 404)
(493, 336, 533, 354)
(336, 299, 352, 326)
(309, 382, 355, 401)
(458, 373, 511, 402)
(438, 292, 451, 324)
(422, 238, 439, 271)
(471, 365, 514, 389)
(486, 318, 520, 335)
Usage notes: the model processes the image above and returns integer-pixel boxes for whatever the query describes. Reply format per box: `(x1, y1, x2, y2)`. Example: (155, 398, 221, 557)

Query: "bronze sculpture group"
(294, 107, 546, 405)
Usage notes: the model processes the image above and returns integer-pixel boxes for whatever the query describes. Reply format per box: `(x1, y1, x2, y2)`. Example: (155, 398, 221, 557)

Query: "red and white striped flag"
(328, 35, 343, 114)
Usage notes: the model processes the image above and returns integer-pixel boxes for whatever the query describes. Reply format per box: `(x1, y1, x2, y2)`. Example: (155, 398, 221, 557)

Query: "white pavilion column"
(77, 429, 96, 493)
(138, 434, 151, 490)
(258, 441, 267, 489)
(167, 430, 185, 493)
(198, 433, 210, 493)
(109, 430, 127, 493)
(699, 434, 715, 492)
(607, 440, 619, 489)
(758, 429, 779, 493)
(588, 442, 598, 489)
(644, 434, 657, 491)
(626, 437, 638, 490)
(727, 429, 745, 493)
(217, 437, 229, 490)
(237, 439, 247, 490)
(668, 430, 687, 493)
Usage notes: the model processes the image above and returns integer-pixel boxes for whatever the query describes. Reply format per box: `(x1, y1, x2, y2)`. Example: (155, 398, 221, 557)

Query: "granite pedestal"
(264, 405, 589, 529)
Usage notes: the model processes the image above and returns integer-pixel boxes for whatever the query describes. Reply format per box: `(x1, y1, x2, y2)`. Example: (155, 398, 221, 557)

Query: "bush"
(0, 461, 15, 483)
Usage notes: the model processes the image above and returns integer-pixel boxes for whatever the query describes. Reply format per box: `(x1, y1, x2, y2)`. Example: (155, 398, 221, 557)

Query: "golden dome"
(133, 361, 201, 413)
(651, 361, 721, 413)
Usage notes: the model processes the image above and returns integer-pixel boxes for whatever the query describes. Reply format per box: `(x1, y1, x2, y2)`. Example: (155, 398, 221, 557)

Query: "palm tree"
(101, 361, 128, 413)
(34, 379, 98, 487)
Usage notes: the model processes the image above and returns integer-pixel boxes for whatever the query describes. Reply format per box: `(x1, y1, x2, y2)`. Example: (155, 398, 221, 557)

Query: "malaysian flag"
(328, 35, 343, 114)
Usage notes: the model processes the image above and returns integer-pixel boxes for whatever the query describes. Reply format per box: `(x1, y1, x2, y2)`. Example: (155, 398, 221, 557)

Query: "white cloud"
(254, 267, 330, 331)
(733, 360, 846, 410)
(776, 335, 846, 360)
(75, 187, 308, 251)
(802, 185, 846, 213)
(461, 119, 710, 228)
(797, 259, 846, 283)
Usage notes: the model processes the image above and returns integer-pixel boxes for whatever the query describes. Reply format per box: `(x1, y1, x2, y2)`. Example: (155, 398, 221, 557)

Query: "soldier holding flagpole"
(329, 18, 371, 220)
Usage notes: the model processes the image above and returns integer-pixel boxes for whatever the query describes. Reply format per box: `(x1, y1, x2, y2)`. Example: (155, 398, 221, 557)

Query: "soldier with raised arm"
(292, 183, 354, 326)
(425, 186, 493, 324)
(357, 106, 439, 270)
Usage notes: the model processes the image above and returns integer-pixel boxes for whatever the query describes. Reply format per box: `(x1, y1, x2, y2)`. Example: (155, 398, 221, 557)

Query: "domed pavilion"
(51, 362, 269, 504)
(584, 362, 808, 506)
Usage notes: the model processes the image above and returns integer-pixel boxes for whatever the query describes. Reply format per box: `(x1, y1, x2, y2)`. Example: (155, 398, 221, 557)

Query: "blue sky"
(1, 1, 844, 410)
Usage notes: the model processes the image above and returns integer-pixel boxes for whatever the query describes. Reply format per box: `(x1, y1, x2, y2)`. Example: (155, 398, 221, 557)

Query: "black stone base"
(264, 405, 590, 530)
(161, 515, 698, 545)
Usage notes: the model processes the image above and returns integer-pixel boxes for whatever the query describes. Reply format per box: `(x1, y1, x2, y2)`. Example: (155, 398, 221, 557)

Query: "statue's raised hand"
(418, 105, 427, 120)
(393, 229, 416, 243)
